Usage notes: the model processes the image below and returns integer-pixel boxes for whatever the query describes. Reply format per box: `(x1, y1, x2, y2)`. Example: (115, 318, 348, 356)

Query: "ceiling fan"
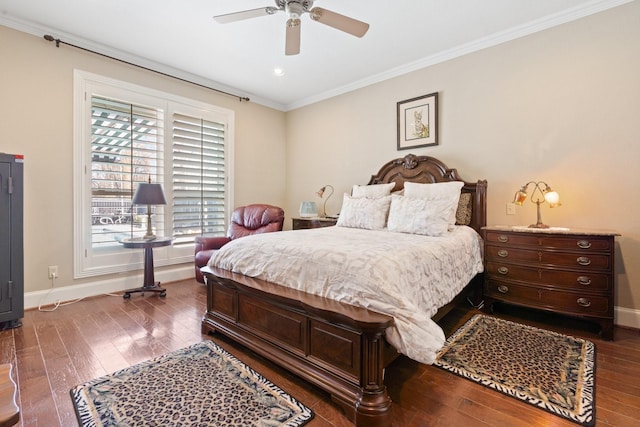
(213, 0, 370, 55)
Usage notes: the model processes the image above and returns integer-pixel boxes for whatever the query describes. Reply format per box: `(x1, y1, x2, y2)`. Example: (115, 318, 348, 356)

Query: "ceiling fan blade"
(213, 7, 280, 24)
(309, 7, 369, 37)
(285, 18, 301, 56)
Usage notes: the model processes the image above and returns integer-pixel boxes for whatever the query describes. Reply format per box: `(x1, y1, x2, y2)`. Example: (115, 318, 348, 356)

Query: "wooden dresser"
(482, 226, 619, 340)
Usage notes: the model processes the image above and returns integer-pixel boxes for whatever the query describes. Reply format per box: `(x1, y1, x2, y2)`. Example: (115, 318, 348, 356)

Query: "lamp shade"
(299, 201, 318, 218)
(543, 189, 560, 207)
(132, 183, 167, 206)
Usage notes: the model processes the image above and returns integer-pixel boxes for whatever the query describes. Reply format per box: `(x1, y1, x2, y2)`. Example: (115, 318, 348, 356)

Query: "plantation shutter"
(172, 113, 226, 244)
(90, 96, 164, 247)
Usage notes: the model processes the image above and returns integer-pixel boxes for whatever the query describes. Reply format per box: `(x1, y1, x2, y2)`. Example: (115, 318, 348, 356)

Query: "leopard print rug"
(435, 314, 595, 426)
(70, 340, 313, 426)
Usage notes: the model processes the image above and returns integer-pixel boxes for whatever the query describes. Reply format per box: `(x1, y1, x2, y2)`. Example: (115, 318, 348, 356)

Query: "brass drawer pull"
(497, 267, 509, 275)
(498, 235, 508, 243)
(497, 249, 509, 257)
(577, 256, 591, 266)
(497, 285, 509, 294)
(577, 298, 592, 308)
(577, 240, 592, 249)
(577, 276, 592, 286)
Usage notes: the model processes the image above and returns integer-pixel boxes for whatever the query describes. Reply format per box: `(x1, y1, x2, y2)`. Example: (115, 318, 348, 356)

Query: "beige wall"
(285, 2, 640, 320)
(0, 25, 287, 295)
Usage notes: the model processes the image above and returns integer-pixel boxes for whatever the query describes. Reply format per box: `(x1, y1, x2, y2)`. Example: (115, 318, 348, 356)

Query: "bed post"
(355, 329, 392, 427)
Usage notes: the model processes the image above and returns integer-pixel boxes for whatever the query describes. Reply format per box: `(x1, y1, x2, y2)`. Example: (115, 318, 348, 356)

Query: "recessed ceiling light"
(273, 68, 285, 77)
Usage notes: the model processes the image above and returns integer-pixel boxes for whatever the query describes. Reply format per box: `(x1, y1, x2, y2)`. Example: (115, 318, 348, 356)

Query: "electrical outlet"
(48, 265, 58, 279)
(506, 202, 516, 215)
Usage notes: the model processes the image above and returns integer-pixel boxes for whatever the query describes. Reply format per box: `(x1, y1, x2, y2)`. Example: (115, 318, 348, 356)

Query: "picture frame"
(397, 92, 438, 150)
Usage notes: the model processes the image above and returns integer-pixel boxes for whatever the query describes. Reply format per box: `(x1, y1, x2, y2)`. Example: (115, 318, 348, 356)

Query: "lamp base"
(528, 223, 550, 229)
(530, 202, 550, 229)
(144, 206, 156, 239)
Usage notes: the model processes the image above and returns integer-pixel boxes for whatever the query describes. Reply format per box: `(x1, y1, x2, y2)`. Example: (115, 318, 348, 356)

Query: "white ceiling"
(0, 0, 630, 111)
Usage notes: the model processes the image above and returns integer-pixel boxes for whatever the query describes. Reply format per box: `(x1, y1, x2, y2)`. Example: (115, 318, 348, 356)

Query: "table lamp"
(316, 184, 334, 218)
(132, 177, 167, 239)
(513, 181, 561, 228)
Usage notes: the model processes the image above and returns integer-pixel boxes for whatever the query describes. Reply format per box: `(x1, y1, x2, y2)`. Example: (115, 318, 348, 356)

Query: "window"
(171, 114, 226, 244)
(74, 71, 234, 278)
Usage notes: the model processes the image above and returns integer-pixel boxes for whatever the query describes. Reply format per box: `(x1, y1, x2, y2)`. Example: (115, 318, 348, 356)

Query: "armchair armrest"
(195, 236, 231, 253)
(194, 236, 231, 284)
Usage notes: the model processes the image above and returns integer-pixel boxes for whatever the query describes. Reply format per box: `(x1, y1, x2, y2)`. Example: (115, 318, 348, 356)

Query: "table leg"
(123, 245, 166, 299)
(143, 245, 155, 288)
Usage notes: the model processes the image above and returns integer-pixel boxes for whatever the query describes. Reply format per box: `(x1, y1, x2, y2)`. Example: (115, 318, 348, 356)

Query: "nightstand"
(482, 226, 619, 340)
(292, 217, 337, 230)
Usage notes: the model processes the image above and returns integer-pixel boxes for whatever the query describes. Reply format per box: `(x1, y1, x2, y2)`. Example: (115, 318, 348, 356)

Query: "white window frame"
(73, 70, 234, 278)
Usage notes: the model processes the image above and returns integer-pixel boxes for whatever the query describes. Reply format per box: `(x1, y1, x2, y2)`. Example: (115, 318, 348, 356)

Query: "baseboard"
(615, 306, 640, 330)
(24, 265, 194, 310)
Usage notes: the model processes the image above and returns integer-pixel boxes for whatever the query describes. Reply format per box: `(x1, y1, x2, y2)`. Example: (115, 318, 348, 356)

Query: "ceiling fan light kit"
(214, 0, 369, 55)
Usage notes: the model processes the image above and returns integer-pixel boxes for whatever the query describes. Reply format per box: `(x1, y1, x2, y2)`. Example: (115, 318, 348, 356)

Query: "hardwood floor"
(1, 278, 639, 426)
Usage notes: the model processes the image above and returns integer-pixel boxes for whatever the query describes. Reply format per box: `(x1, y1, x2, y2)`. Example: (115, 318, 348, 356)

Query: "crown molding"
(284, 0, 633, 111)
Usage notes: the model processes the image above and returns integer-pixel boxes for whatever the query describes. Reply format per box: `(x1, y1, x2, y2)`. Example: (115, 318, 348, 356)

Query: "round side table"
(120, 237, 172, 298)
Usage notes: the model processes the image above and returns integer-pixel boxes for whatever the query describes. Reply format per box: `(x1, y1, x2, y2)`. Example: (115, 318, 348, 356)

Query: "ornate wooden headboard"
(367, 154, 487, 233)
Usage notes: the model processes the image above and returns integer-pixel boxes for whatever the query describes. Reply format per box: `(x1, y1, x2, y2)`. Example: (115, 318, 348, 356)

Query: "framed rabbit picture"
(397, 92, 438, 150)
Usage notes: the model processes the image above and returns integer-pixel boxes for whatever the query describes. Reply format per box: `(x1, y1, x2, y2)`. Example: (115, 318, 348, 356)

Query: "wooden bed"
(201, 154, 487, 427)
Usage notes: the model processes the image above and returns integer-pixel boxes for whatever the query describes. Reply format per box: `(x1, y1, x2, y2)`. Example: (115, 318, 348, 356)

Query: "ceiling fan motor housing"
(278, 0, 314, 18)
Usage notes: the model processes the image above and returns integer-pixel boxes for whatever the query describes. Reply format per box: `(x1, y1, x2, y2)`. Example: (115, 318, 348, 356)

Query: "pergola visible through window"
(90, 96, 164, 247)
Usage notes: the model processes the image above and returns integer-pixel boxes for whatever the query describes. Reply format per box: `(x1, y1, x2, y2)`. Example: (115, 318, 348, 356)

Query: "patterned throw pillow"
(351, 182, 395, 198)
(387, 195, 450, 236)
(336, 194, 391, 230)
(456, 193, 472, 225)
(403, 181, 464, 226)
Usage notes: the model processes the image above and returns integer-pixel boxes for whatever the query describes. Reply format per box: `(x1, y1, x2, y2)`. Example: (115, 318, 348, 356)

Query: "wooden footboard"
(201, 266, 396, 427)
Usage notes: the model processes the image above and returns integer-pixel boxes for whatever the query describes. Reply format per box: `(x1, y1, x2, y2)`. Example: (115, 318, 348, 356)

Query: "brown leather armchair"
(194, 204, 285, 283)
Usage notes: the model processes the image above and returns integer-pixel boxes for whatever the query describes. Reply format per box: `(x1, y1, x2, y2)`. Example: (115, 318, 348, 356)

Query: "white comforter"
(207, 225, 484, 364)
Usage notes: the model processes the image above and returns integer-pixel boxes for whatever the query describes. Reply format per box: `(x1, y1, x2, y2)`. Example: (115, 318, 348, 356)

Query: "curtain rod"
(43, 35, 250, 102)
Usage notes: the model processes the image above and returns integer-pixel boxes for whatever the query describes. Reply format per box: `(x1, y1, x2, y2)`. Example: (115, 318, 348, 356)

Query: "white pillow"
(387, 195, 451, 236)
(351, 182, 395, 198)
(336, 194, 391, 230)
(403, 181, 464, 226)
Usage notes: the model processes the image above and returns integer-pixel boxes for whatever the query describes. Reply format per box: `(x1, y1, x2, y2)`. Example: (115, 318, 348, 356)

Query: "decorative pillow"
(403, 181, 464, 226)
(336, 194, 391, 230)
(456, 193, 472, 225)
(351, 182, 395, 198)
(387, 195, 450, 236)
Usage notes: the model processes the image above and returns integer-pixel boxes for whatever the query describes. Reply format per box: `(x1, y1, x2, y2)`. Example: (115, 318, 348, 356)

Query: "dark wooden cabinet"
(0, 153, 24, 329)
(292, 217, 337, 230)
(482, 226, 618, 340)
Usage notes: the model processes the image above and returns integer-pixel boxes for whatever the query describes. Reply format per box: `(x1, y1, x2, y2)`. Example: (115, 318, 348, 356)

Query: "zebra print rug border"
(435, 314, 595, 426)
(70, 340, 313, 427)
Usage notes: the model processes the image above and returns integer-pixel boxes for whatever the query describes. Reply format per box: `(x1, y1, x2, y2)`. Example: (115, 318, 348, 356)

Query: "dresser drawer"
(484, 231, 612, 252)
(485, 261, 611, 292)
(484, 280, 611, 316)
(485, 245, 612, 270)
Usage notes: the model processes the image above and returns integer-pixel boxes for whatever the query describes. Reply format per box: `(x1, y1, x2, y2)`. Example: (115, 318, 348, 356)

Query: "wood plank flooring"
(1, 278, 639, 426)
